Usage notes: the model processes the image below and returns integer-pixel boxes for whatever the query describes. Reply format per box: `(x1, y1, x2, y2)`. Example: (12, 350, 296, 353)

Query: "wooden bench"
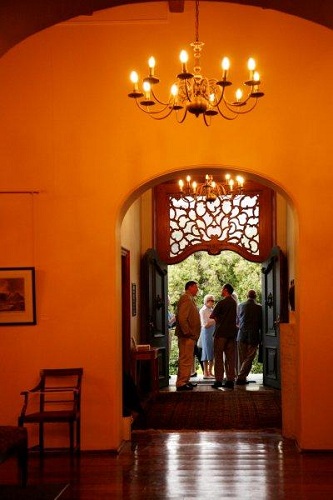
(0, 425, 28, 486)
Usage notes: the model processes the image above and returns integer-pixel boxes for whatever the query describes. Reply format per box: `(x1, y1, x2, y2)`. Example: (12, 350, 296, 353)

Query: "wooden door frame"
(121, 247, 131, 374)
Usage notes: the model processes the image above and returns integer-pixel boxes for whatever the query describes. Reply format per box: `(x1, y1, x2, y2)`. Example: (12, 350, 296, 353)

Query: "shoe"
(235, 379, 249, 385)
(188, 382, 197, 388)
(211, 381, 222, 389)
(203, 375, 215, 379)
(176, 384, 193, 392)
(222, 381, 234, 389)
(190, 372, 198, 377)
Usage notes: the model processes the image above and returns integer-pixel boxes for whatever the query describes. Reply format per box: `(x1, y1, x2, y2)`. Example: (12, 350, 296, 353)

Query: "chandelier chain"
(195, 0, 200, 43)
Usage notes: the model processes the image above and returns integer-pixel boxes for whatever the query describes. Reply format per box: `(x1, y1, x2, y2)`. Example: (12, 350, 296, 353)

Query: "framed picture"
(131, 283, 137, 317)
(0, 267, 36, 325)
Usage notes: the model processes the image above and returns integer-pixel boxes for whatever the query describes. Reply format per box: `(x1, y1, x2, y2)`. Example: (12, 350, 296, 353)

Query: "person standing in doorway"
(167, 295, 176, 330)
(199, 294, 216, 379)
(236, 289, 262, 385)
(210, 283, 238, 390)
(175, 281, 201, 392)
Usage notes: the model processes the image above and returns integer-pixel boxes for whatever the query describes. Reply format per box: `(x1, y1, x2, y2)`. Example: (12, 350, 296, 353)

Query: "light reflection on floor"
(165, 373, 266, 392)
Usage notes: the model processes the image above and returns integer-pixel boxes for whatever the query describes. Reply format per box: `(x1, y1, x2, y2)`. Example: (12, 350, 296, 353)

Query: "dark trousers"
(214, 337, 236, 382)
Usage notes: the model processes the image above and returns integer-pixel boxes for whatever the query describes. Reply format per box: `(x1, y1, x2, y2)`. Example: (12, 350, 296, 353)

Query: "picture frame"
(0, 267, 36, 325)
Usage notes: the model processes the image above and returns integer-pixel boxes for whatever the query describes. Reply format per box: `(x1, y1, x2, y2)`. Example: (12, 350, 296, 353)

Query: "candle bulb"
(171, 84, 178, 97)
(180, 50, 189, 73)
(221, 57, 230, 80)
(248, 58, 256, 81)
(253, 71, 260, 91)
(143, 81, 151, 99)
(236, 175, 244, 188)
(235, 88, 243, 102)
(170, 84, 179, 106)
(130, 71, 139, 91)
(179, 179, 184, 190)
(148, 56, 155, 77)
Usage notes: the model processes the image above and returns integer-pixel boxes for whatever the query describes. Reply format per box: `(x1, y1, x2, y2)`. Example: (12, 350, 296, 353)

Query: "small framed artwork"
(0, 267, 36, 325)
(131, 283, 137, 317)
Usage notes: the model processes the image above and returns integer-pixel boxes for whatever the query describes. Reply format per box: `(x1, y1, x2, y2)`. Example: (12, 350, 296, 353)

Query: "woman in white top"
(199, 294, 216, 378)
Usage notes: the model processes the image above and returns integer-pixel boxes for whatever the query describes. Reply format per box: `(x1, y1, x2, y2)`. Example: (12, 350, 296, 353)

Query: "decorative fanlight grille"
(154, 179, 274, 264)
(169, 194, 259, 258)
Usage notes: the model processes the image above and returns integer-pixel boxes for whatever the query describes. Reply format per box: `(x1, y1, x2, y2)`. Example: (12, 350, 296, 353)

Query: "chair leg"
(39, 423, 44, 455)
(17, 443, 28, 486)
(69, 422, 74, 454)
(76, 418, 81, 452)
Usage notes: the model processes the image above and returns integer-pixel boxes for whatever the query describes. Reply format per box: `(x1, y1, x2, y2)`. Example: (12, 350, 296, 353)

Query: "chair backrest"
(40, 368, 83, 388)
(39, 368, 83, 412)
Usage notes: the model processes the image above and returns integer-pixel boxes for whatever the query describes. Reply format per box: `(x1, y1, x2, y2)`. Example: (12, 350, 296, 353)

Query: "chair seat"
(22, 410, 79, 423)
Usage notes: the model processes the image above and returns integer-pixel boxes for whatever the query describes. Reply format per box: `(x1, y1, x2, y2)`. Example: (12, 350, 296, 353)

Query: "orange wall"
(0, 2, 332, 450)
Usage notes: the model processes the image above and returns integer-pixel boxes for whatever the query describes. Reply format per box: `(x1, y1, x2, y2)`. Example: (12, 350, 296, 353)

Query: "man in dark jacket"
(236, 289, 262, 385)
(210, 283, 238, 389)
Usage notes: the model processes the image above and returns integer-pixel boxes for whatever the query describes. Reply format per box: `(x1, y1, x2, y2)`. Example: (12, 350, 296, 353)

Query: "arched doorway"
(120, 168, 297, 431)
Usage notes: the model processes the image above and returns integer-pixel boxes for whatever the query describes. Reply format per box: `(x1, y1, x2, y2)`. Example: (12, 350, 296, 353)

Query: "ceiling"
(0, 0, 332, 58)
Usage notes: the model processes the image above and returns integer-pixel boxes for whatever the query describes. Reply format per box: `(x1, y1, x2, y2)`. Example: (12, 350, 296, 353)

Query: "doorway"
(168, 251, 263, 378)
(121, 174, 296, 432)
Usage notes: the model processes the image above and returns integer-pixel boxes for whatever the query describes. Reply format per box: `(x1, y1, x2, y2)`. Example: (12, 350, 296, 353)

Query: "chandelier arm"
(175, 107, 188, 124)
(221, 92, 252, 108)
(150, 87, 171, 106)
(203, 113, 212, 126)
(212, 83, 227, 107)
(215, 104, 239, 120)
(223, 98, 259, 115)
(135, 98, 173, 117)
(146, 105, 177, 120)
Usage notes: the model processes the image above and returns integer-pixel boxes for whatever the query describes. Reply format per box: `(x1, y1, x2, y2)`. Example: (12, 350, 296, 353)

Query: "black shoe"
(222, 381, 234, 389)
(235, 379, 249, 385)
(211, 381, 222, 389)
(190, 372, 198, 377)
(188, 382, 197, 388)
(177, 384, 193, 392)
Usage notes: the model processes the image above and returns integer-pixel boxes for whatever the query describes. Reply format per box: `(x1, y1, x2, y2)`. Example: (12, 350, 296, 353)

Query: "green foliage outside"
(168, 251, 263, 375)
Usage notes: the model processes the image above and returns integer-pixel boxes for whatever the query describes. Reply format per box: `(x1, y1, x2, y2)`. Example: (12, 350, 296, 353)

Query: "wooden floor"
(2, 430, 333, 499)
(1, 376, 332, 498)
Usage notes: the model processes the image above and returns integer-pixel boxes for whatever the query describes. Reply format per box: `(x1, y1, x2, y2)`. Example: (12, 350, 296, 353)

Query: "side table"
(130, 348, 159, 398)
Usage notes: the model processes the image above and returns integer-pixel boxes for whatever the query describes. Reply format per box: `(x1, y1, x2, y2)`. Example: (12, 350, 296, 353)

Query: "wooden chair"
(18, 368, 83, 454)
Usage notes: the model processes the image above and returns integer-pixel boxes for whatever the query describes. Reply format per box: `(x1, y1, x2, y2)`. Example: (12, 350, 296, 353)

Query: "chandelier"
(178, 173, 245, 202)
(128, 0, 264, 126)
